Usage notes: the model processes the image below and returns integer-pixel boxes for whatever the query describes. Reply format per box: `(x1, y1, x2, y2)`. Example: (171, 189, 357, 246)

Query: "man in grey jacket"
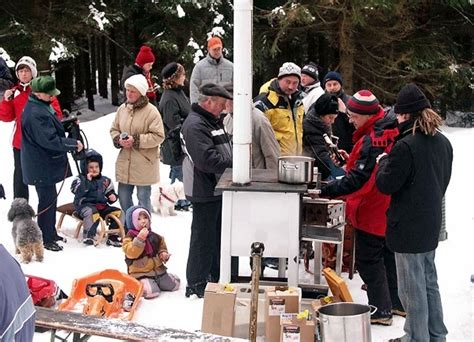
(189, 36, 233, 104)
(222, 84, 280, 169)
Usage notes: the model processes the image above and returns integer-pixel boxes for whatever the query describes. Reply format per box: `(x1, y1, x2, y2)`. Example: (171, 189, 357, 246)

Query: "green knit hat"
(31, 76, 60, 96)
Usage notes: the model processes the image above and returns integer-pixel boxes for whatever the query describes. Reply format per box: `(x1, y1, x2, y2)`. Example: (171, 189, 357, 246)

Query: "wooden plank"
(35, 307, 240, 341)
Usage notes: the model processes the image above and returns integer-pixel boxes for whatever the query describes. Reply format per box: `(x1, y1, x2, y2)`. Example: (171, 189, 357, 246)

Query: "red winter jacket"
(321, 109, 398, 236)
(0, 83, 62, 149)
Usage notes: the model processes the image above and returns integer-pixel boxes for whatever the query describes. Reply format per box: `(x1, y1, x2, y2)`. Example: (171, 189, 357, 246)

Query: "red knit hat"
(207, 36, 223, 50)
(347, 90, 380, 115)
(135, 45, 155, 67)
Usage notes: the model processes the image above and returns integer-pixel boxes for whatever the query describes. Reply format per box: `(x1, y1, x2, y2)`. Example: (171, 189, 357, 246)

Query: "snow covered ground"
(0, 114, 472, 341)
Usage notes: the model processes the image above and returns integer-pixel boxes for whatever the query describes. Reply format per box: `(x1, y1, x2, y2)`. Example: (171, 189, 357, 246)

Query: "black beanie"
(394, 83, 431, 114)
(301, 62, 319, 81)
(313, 93, 339, 116)
(161, 62, 179, 80)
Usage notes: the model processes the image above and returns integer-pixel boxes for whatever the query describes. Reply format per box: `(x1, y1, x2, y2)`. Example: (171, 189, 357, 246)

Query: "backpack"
(26, 275, 68, 308)
(160, 125, 184, 166)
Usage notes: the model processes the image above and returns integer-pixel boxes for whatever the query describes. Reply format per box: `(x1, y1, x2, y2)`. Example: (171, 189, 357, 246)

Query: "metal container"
(318, 302, 373, 342)
(278, 156, 315, 184)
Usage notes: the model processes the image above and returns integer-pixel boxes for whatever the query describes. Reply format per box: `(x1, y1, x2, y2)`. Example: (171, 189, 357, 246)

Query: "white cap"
(16, 56, 38, 79)
(278, 62, 301, 80)
(124, 74, 148, 96)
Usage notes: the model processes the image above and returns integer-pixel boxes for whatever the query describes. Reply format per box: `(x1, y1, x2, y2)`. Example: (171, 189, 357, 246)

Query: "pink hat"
(132, 208, 151, 229)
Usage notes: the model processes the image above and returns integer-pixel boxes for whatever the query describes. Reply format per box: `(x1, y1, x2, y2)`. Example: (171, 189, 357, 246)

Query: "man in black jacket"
(376, 84, 453, 342)
(181, 83, 232, 298)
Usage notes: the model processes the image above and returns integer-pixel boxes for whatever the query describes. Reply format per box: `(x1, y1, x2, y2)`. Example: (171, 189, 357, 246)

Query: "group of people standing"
(0, 32, 453, 342)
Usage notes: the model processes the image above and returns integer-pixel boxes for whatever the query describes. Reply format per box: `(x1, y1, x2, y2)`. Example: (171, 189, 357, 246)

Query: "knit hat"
(200, 83, 233, 100)
(323, 71, 343, 88)
(135, 45, 155, 67)
(301, 62, 319, 81)
(313, 93, 339, 116)
(347, 90, 380, 115)
(31, 76, 60, 96)
(207, 36, 223, 50)
(132, 207, 151, 230)
(161, 62, 179, 80)
(16, 56, 38, 79)
(278, 62, 301, 80)
(124, 74, 148, 96)
(394, 83, 431, 114)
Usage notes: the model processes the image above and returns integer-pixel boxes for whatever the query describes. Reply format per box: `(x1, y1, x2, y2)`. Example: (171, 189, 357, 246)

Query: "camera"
(61, 115, 85, 160)
(120, 132, 129, 140)
(61, 115, 79, 135)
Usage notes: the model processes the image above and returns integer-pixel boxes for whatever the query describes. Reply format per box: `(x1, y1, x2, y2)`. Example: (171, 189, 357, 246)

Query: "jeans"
(395, 251, 447, 342)
(186, 200, 222, 286)
(35, 185, 58, 244)
(169, 165, 183, 184)
(13, 148, 29, 200)
(355, 229, 402, 312)
(118, 183, 151, 213)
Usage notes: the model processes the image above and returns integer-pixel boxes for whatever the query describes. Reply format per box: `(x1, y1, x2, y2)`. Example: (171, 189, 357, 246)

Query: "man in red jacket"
(320, 90, 402, 325)
(0, 56, 62, 200)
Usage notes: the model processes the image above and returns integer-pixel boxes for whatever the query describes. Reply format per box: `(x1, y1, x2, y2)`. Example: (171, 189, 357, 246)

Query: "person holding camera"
(110, 74, 164, 214)
(21, 76, 83, 252)
(0, 56, 63, 201)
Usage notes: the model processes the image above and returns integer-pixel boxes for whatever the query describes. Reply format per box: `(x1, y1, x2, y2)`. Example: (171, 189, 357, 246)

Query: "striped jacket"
(181, 103, 232, 202)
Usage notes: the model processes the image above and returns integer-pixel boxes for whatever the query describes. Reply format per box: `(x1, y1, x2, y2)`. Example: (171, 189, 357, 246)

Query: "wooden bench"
(35, 306, 239, 341)
(56, 203, 125, 246)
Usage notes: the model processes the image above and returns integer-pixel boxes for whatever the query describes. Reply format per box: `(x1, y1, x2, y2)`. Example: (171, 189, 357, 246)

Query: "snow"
(88, 3, 110, 31)
(176, 5, 186, 18)
(0, 47, 16, 68)
(0, 115, 472, 341)
(49, 39, 72, 64)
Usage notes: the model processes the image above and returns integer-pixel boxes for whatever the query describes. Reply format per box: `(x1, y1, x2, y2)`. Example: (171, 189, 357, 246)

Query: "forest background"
(0, 0, 472, 116)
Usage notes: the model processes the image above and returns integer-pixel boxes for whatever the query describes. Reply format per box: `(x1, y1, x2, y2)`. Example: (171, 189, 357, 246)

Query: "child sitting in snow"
(122, 206, 180, 298)
(71, 149, 122, 247)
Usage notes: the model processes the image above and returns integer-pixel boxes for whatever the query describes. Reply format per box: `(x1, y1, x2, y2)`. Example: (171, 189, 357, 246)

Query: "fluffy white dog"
(151, 181, 185, 217)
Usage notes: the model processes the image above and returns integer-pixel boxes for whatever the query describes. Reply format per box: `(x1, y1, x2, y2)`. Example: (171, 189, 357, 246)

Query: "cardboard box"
(201, 283, 236, 337)
(280, 315, 315, 342)
(265, 287, 300, 342)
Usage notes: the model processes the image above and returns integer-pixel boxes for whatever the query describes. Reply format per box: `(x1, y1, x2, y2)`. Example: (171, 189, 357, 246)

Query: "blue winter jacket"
(0, 244, 35, 341)
(21, 94, 77, 186)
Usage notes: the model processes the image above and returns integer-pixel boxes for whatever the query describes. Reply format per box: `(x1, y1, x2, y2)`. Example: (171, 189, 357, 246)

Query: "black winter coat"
(21, 95, 77, 186)
(181, 103, 232, 202)
(302, 110, 336, 180)
(332, 91, 355, 153)
(158, 87, 191, 134)
(376, 120, 453, 253)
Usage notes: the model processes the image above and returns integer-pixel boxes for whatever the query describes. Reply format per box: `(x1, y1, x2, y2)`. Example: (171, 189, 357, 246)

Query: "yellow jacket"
(255, 79, 305, 155)
(122, 233, 168, 278)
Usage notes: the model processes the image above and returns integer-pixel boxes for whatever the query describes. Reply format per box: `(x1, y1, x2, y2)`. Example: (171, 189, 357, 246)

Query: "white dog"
(151, 181, 186, 217)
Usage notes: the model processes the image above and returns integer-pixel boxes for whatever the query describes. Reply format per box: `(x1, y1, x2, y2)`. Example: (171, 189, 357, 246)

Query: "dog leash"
(34, 162, 70, 218)
(158, 187, 176, 204)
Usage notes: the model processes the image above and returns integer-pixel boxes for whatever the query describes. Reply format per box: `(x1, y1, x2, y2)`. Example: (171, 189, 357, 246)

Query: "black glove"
(0, 184, 5, 199)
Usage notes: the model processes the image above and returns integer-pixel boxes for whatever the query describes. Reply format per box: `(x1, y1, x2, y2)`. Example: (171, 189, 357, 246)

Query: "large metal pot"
(278, 156, 315, 184)
(318, 302, 373, 342)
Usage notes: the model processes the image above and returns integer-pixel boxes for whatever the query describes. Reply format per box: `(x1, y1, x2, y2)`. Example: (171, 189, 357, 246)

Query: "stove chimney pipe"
(232, 0, 253, 185)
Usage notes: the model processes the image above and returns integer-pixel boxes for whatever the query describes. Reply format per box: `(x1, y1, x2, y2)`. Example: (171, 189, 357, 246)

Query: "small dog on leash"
(7, 198, 44, 263)
(151, 181, 186, 217)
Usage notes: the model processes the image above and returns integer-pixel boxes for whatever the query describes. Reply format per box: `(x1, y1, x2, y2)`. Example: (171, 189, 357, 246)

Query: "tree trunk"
(54, 59, 75, 112)
(338, 7, 354, 94)
(74, 53, 84, 97)
(90, 35, 97, 95)
(81, 36, 95, 111)
(110, 29, 120, 106)
(98, 35, 108, 98)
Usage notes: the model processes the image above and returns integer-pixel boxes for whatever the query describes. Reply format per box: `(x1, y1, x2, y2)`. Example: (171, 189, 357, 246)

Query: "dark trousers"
(355, 229, 402, 312)
(35, 185, 58, 244)
(13, 148, 29, 200)
(186, 200, 222, 286)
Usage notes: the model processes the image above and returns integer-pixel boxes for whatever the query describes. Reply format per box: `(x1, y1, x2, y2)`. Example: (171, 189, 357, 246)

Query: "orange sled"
(59, 269, 143, 320)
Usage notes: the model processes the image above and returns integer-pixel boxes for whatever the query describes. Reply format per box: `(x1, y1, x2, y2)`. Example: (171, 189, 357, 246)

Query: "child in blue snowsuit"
(71, 149, 122, 246)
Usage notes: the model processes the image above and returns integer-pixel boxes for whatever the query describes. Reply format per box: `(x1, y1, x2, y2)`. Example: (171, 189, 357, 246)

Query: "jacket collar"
(352, 108, 385, 142)
(191, 103, 221, 124)
(126, 96, 149, 110)
(206, 54, 222, 65)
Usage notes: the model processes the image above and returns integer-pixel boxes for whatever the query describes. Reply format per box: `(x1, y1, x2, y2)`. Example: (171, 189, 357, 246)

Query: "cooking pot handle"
(282, 162, 299, 170)
(369, 305, 378, 316)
